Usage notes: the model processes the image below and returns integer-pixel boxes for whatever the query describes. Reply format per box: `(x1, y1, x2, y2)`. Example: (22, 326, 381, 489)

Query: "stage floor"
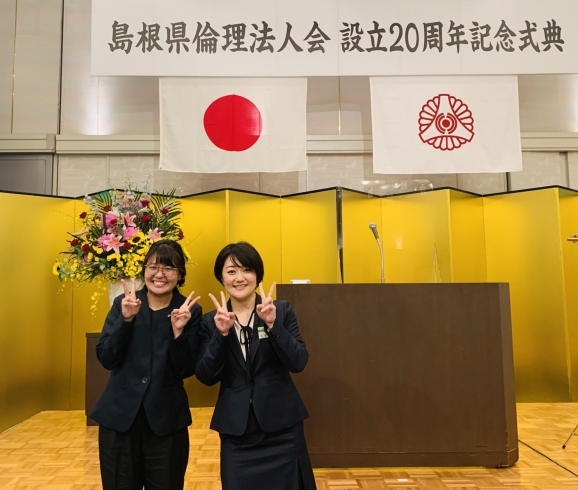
(1, 403, 578, 489)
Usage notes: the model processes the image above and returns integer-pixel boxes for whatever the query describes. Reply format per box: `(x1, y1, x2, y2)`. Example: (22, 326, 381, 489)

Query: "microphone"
(369, 223, 379, 240)
(368, 223, 385, 283)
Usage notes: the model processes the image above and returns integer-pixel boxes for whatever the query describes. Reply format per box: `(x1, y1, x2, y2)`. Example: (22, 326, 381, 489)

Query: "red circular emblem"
(203, 95, 262, 152)
(418, 94, 474, 151)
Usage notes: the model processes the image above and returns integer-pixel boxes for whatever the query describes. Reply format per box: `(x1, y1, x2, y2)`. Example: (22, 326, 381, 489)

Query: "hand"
(170, 291, 201, 339)
(256, 282, 276, 328)
(121, 278, 141, 321)
(208, 291, 235, 336)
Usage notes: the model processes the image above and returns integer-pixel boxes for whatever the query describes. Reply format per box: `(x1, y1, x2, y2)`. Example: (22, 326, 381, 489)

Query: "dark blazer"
(195, 295, 309, 436)
(90, 288, 202, 436)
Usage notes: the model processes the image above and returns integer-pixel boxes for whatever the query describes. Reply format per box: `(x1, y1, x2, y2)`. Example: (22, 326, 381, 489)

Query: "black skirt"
(220, 406, 316, 490)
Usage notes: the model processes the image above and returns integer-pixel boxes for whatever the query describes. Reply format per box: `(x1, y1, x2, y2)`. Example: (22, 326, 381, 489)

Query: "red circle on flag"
(203, 95, 262, 152)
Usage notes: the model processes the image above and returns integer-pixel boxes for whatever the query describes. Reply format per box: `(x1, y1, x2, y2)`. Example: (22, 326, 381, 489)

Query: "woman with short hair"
(196, 241, 316, 490)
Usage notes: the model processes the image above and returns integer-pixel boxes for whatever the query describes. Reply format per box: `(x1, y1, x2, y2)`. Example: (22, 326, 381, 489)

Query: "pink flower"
(123, 226, 138, 241)
(105, 213, 118, 227)
(147, 228, 163, 242)
(102, 234, 124, 254)
(122, 213, 136, 227)
(97, 235, 108, 249)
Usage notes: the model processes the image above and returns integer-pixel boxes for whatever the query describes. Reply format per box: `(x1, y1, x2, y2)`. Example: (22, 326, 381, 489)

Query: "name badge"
(258, 326, 268, 339)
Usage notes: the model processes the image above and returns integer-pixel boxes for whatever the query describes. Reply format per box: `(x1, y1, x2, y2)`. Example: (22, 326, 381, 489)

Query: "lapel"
(225, 294, 266, 371)
(135, 288, 152, 338)
(226, 299, 246, 369)
(250, 294, 264, 364)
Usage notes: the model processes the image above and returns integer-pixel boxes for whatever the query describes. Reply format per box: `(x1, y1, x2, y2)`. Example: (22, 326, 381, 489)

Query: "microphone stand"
(369, 224, 385, 284)
(376, 238, 385, 284)
(563, 423, 578, 449)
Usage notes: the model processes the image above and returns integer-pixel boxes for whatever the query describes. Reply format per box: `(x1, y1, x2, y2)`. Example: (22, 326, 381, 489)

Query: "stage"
(1, 404, 578, 489)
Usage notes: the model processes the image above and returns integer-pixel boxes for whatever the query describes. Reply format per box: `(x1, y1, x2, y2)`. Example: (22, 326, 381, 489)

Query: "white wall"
(1, 0, 578, 197)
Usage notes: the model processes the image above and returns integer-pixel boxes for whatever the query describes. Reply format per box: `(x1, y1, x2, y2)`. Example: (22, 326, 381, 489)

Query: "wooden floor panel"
(1, 404, 578, 489)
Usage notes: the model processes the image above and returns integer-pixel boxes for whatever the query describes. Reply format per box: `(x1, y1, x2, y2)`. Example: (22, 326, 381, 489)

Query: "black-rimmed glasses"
(144, 265, 178, 277)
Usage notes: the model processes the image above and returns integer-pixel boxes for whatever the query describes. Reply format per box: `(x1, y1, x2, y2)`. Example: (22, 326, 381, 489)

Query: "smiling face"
(143, 253, 180, 297)
(221, 255, 257, 303)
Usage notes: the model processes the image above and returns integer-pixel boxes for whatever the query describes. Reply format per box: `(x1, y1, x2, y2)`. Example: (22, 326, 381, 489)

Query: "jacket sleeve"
(267, 301, 309, 373)
(195, 313, 228, 386)
(95, 297, 135, 371)
(168, 303, 202, 379)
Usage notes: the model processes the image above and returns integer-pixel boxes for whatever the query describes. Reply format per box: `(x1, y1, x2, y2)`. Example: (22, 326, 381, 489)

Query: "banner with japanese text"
(92, 0, 577, 76)
(370, 76, 522, 174)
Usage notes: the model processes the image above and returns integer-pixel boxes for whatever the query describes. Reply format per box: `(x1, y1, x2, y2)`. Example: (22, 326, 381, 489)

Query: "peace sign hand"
(170, 291, 201, 339)
(121, 278, 142, 321)
(208, 291, 235, 336)
(256, 282, 276, 328)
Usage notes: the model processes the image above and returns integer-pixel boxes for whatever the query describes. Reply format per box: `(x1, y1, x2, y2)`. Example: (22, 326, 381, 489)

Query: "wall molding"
(0, 134, 55, 153)
(519, 132, 578, 151)
(1, 132, 578, 155)
(56, 135, 160, 154)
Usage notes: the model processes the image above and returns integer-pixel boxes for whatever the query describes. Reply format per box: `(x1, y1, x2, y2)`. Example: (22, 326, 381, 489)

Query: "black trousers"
(98, 405, 189, 490)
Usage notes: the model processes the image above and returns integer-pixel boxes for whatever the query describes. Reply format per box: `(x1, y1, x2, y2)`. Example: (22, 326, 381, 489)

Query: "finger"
(131, 278, 136, 296)
(121, 279, 130, 296)
(183, 291, 195, 308)
(208, 293, 221, 310)
(259, 282, 266, 299)
(268, 282, 276, 299)
(220, 291, 227, 309)
(186, 296, 201, 310)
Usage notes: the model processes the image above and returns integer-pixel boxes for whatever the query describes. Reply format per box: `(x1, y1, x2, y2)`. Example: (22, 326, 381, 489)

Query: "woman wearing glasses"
(196, 242, 316, 490)
(91, 239, 201, 490)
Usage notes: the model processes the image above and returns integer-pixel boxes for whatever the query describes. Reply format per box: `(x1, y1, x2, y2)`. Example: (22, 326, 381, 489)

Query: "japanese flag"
(370, 76, 522, 174)
(160, 77, 307, 173)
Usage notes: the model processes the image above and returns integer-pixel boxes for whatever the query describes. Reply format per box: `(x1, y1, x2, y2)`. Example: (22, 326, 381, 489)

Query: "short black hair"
(214, 242, 264, 285)
(142, 239, 187, 287)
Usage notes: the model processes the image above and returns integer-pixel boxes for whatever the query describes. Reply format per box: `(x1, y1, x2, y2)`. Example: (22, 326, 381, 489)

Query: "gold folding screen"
(0, 193, 75, 431)
(2, 186, 578, 432)
(484, 189, 571, 401)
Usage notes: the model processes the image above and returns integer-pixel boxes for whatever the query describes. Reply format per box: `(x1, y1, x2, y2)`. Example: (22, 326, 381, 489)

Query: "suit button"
(142, 377, 148, 384)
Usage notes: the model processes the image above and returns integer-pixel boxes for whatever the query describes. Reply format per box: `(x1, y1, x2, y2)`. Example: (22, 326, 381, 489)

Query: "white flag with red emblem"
(370, 76, 522, 174)
(160, 77, 307, 173)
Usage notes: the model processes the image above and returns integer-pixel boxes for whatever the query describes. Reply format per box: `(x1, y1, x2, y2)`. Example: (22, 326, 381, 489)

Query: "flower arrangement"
(53, 179, 187, 308)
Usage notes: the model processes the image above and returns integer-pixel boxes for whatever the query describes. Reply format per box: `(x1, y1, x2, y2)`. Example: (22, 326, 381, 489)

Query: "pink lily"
(147, 228, 163, 242)
(97, 235, 108, 249)
(102, 234, 124, 254)
(122, 213, 136, 227)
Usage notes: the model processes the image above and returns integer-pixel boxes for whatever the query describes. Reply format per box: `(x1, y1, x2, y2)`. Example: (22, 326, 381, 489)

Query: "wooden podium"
(277, 283, 518, 467)
(85, 332, 109, 426)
